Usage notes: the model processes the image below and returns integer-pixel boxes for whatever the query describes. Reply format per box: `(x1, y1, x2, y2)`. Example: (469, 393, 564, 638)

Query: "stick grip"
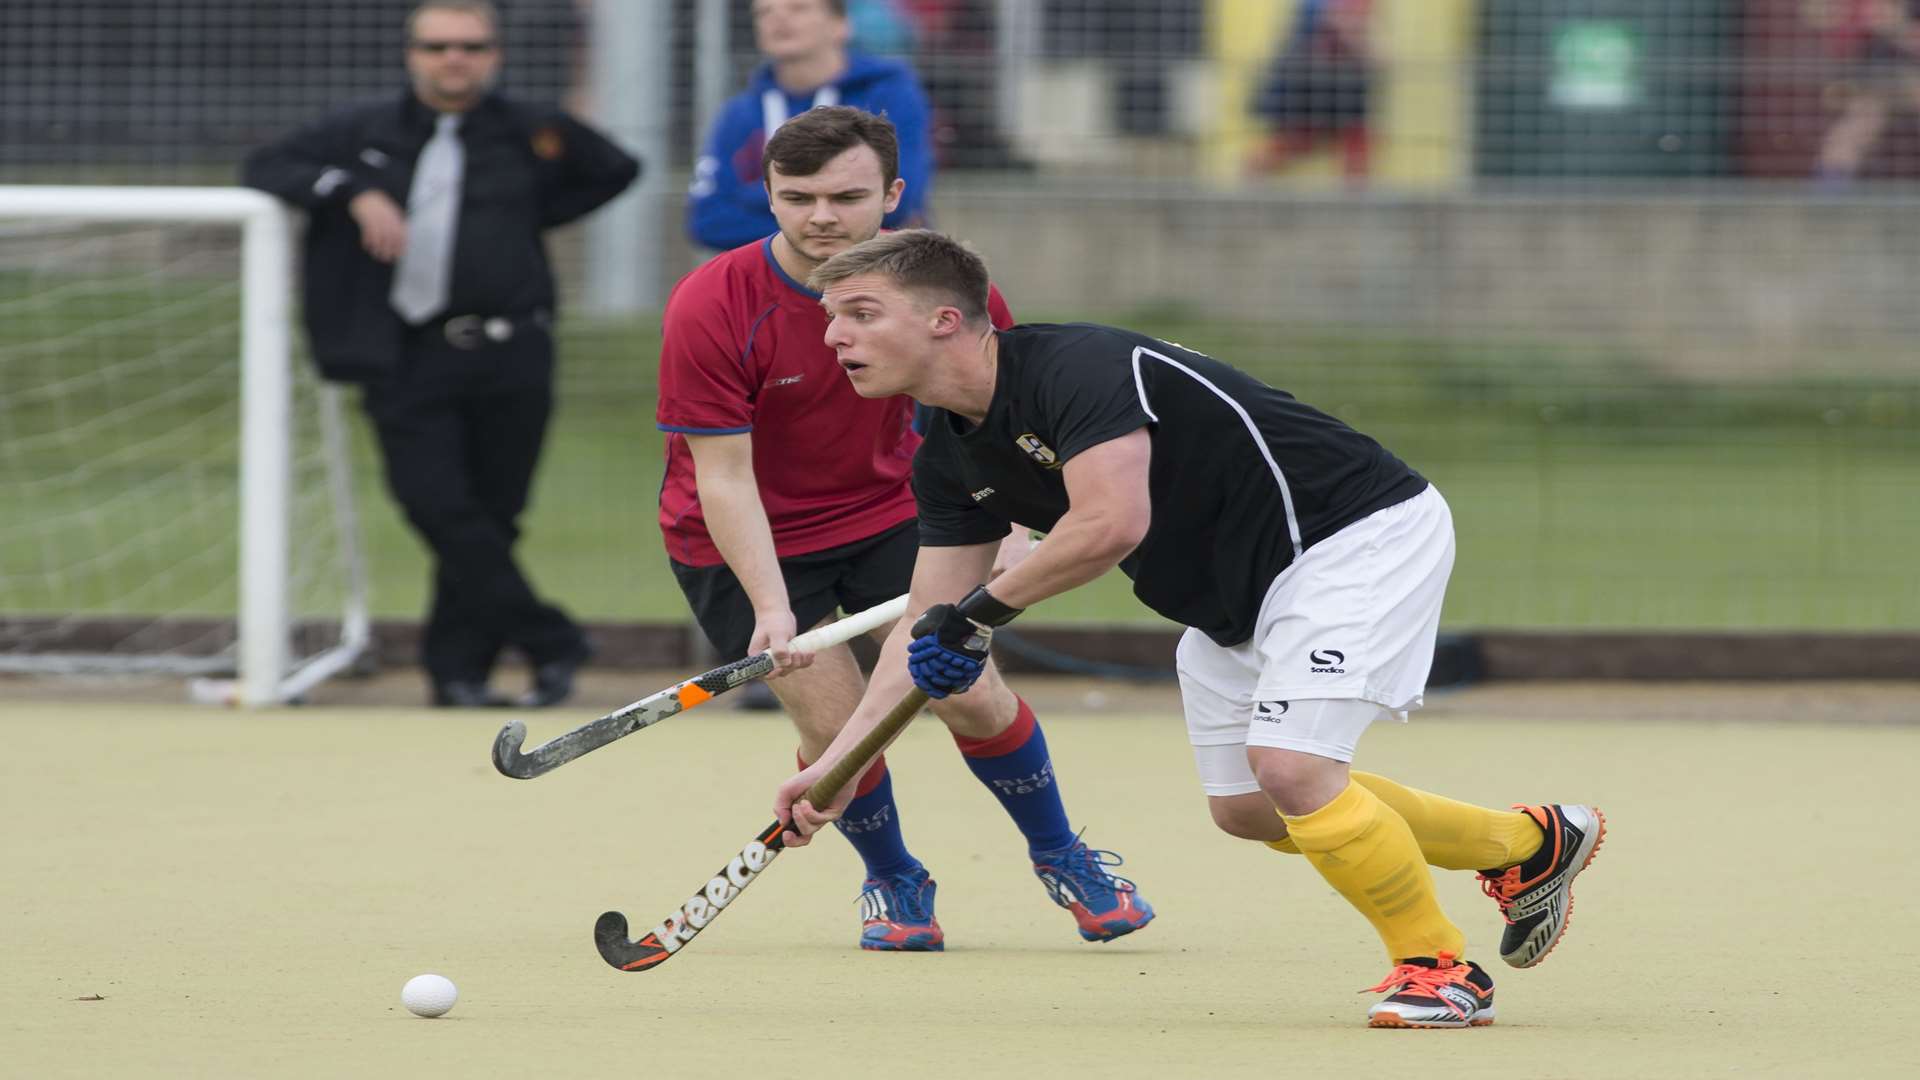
(790, 593, 908, 653)
(801, 688, 929, 812)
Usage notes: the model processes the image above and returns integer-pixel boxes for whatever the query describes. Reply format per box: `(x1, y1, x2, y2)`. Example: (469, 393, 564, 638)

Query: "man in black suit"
(244, 0, 638, 707)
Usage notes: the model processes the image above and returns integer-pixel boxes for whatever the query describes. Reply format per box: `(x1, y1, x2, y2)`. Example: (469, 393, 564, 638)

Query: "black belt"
(420, 309, 550, 350)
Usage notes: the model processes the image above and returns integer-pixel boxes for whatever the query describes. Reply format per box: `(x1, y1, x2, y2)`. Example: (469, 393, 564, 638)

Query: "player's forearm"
(979, 509, 1140, 611)
(693, 473, 789, 618)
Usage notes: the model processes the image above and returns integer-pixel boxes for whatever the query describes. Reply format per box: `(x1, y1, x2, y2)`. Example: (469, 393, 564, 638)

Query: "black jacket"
(243, 91, 639, 381)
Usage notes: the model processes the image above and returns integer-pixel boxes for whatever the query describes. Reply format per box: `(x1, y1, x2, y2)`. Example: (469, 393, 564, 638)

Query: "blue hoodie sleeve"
(687, 94, 778, 251)
(869, 68, 934, 229)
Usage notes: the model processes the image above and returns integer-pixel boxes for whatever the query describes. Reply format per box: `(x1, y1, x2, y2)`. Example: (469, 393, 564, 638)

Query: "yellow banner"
(1207, 0, 1473, 187)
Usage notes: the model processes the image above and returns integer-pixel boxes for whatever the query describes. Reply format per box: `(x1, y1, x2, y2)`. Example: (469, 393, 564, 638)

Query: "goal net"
(0, 186, 369, 705)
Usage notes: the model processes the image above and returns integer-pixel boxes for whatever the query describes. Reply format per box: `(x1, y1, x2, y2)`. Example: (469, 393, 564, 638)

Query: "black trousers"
(361, 321, 584, 686)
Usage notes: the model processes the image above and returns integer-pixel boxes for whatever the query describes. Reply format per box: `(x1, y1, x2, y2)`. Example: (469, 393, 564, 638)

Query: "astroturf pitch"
(4, 680, 1917, 1079)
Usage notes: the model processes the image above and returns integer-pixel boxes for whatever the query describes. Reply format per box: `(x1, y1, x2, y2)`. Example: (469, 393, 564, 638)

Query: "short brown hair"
(755, 0, 848, 17)
(407, 1, 499, 37)
(807, 230, 992, 325)
(762, 106, 900, 187)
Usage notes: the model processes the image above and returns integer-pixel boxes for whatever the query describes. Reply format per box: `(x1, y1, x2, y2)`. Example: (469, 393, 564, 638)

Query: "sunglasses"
(410, 40, 496, 54)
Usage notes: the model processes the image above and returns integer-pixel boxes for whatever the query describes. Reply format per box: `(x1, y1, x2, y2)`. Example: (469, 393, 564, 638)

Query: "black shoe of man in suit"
(522, 641, 593, 708)
(432, 680, 514, 708)
(735, 679, 782, 711)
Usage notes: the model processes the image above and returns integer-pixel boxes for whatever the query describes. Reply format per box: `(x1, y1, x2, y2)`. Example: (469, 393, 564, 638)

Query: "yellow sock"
(1264, 774, 1544, 872)
(1350, 771, 1544, 871)
(1281, 780, 1465, 963)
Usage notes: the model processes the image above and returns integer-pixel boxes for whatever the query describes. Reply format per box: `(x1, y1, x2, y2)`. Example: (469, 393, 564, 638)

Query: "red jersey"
(656, 237, 1013, 567)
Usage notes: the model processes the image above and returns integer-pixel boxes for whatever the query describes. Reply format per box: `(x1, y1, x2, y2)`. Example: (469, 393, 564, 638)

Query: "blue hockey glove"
(906, 586, 1023, 698)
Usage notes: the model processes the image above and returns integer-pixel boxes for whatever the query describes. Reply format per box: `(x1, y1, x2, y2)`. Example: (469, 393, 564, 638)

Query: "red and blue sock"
(807, 751, 919, 880)
(952, 696, 1076, 857)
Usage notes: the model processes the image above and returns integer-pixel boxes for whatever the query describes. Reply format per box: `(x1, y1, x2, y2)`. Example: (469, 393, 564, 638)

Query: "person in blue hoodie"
(688, 0, 933, 251)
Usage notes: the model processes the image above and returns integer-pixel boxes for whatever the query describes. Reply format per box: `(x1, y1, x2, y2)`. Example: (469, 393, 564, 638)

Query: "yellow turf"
(4, 681, 1917, 1078)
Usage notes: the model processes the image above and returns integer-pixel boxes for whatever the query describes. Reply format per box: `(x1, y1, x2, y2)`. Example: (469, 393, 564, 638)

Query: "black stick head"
(595, 910, 674, 972)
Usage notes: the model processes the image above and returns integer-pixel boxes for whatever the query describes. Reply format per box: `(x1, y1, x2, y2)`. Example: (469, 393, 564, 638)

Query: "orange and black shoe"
(1477, 804, 1606, 969)
(1365, 952, 1496, 1028)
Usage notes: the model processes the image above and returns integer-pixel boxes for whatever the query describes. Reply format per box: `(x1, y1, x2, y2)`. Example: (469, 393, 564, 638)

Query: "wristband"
(954, 585, 1023, 627)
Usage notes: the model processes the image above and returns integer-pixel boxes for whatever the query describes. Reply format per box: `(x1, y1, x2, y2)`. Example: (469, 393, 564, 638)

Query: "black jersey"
(912, 323, 1427, 647)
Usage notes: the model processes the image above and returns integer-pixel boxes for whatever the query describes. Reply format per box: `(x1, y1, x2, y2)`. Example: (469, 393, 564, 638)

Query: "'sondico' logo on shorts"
(1254, 700, 1290, 723)
(1309, 648, 1347, 674)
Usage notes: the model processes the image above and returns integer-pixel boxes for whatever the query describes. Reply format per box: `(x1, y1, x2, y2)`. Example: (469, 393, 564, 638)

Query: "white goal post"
(0, 185, 369, 705)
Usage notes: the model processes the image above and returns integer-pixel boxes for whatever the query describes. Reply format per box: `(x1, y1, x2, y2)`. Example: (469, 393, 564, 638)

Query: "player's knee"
(1243, 696, 1378, 813)
(773, 664, 866, 748)
(926, 681, 1015, 740)
(1208, 792, 1287, 841)
(1247, 745, 1350, 817)
(1248, 745, 1331, 790)
(784, 709, 842, 758)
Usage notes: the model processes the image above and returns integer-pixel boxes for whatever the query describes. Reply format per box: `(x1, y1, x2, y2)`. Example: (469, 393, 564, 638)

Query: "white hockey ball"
(401, 973, 458, 1018)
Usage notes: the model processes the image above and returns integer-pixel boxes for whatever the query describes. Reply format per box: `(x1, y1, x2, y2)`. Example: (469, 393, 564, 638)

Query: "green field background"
(388, 315, 1920, 629)
(4, 283, 1917, 630)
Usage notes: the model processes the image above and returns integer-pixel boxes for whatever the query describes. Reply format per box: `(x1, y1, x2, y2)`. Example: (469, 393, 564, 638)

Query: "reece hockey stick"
(491, 594, 907, 779)
(593, 687, 931, 972)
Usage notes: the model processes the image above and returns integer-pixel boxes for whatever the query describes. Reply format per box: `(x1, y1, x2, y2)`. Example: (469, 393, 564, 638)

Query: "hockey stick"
(593, 686, 931, 971)
(491, 594, 908, 780)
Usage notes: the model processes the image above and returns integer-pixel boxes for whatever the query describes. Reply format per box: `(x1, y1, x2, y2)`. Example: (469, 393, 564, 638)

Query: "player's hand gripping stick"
(492, 594, 908, 779)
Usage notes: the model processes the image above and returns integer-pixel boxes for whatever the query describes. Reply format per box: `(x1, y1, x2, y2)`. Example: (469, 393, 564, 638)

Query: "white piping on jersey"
(1131, 345, 1304, 558)
(762, 85, 840, 139)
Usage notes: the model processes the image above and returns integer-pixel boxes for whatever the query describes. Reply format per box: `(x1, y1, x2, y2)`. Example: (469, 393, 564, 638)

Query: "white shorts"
(1178, 485, 1456, 797)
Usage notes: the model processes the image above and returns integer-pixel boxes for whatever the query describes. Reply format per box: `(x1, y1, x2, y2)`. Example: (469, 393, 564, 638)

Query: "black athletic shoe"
(735, 680, 782, 712)
(1365, 952, 1496, 1028)
(522, 642, 592, 708)
(1477, 804, 1607, 968)
(432, 680, 513, 708)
